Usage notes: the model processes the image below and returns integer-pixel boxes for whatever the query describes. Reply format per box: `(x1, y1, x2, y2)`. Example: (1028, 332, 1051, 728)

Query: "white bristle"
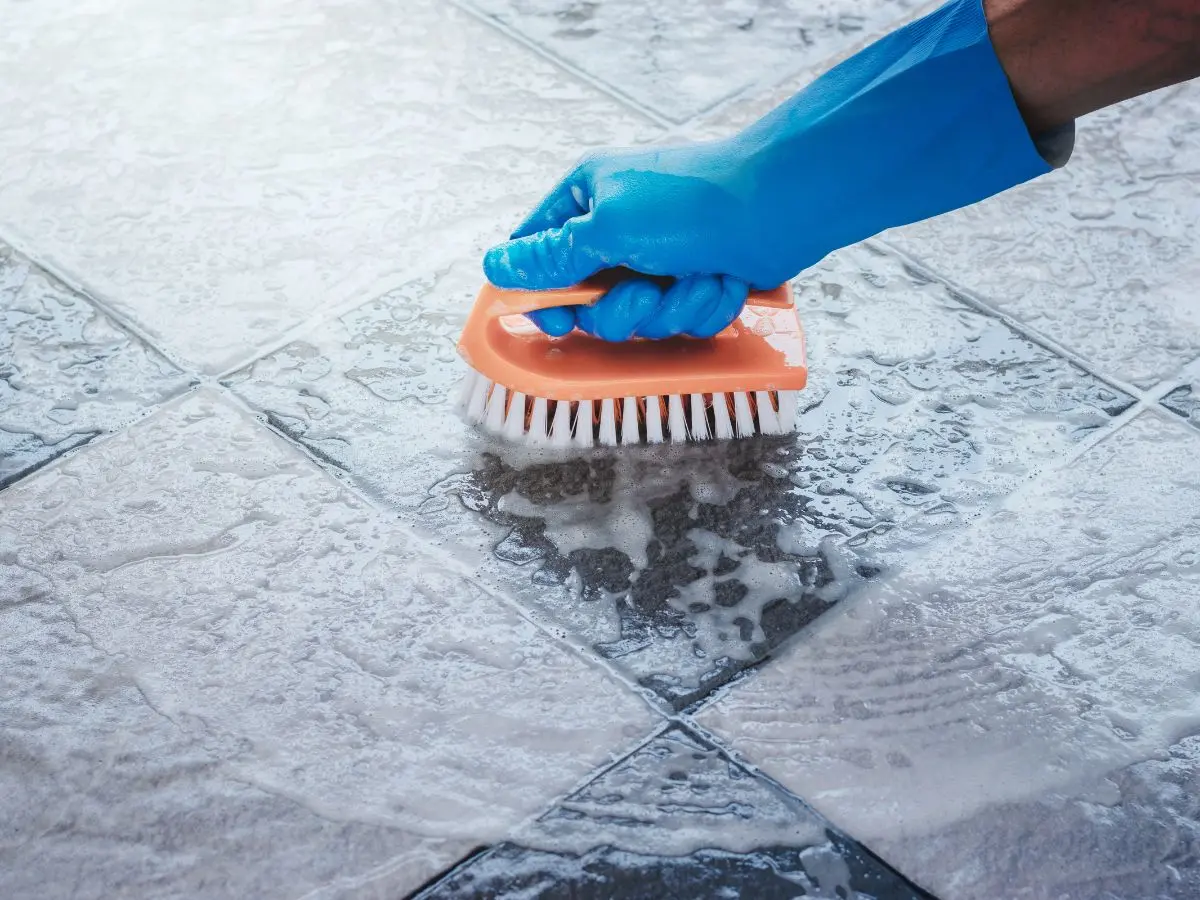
(599, 399, 618, 446)
(575, 400, 594, 448)
(621, 397, 639, 445)
(667, 394, 688, 443)
(756, 391, 782, 435)
(689, 393, 710, 440)
(777, 390, 799, 432)
(503, 391, 527, 441)
(466, 374, 492, 424)
(712, 392, 734, 439)
(645, 396, 664, 443)
(484, 384, 508, 433)
(551, 401, 573, 446)
(456, 370, 478, 410)
(732, 391, 755, 438)
(527, 397, 550, 444)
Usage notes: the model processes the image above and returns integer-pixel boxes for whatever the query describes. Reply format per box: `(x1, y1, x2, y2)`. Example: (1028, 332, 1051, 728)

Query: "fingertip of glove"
(527, 307, 576, 337)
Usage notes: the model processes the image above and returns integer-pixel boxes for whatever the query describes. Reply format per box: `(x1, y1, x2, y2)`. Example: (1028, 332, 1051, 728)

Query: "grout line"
(212, 261, 456, 382)
(684, 397, 1151, 721)
(875, 237, 1149, 403)
(0, 224, 192, 374)
(448, 0, 675, 130)
(679, 716, 940, 897)
(212, 382, 675, 724)
(676, 0, 943, 137)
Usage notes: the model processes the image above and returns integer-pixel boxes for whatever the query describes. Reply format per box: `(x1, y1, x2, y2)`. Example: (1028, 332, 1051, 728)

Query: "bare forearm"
(985, 0, 1200, 133)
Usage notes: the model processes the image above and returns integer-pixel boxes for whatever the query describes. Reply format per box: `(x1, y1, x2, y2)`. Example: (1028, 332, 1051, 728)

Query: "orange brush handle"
(482, 276, 794, 318)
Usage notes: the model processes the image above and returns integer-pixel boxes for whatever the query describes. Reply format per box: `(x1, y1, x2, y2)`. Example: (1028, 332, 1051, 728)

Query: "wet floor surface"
(1, 2, 1198, 899)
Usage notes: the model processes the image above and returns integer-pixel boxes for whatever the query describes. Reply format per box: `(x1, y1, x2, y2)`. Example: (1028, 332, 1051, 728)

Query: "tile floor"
(1, 1, 1197, 898)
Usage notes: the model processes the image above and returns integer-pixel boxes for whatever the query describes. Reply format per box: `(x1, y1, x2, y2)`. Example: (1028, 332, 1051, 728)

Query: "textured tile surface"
(463, 0, 925, 123)
(227, 245, 1132, 709)
(1163, 384, 1200, 430)
(699, 413, 1200, 899)
(883, 83, 1200, 389)
(0, 390, 655, 899)
(0, 242, 188, 490)
(0, 0, 659, 374)
(416, 726, 932, 899)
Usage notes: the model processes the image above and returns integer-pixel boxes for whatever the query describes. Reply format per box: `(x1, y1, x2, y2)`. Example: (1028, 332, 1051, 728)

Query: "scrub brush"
(454, 274, 807, 447)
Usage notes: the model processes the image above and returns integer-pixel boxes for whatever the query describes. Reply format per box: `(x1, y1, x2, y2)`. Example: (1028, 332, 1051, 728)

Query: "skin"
(986, 0, 1200, 134)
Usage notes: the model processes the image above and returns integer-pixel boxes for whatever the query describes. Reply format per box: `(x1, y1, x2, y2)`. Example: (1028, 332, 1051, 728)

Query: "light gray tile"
(0, 390, 655, 899)
(227, 245, 1131, 709)
(464, 0, 927, 123)
(1163, 384, 1200, 430)
(0, 589, 473, 900)
(699, 413, 1200, 899)
(0, 0, 660, 374)
(0, 242, 189, 490)
(883, 83, 1200, 389)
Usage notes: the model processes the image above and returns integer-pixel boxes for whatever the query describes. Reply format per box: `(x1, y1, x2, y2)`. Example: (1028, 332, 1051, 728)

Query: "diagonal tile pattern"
(0, 391, 656, 899)
(1163, 383, 1200, 430)
(416, 725, 933, 899)
(882, 83, 1200, 390)
(698, 413, 1200, 899)
(0, 0, 660, 374)
(0, 241, 190, 491)
(227, 244, 1132, 710)
(459, 0, 927, 122)
(1, 0, 1197, 894)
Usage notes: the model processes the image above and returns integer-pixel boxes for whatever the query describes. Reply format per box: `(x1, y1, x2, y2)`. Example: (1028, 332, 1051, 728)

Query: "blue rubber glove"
(483, 0, 1071, 340)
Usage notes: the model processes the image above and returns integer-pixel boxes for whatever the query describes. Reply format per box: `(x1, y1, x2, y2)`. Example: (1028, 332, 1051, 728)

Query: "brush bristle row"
(456, 368, 801, 446)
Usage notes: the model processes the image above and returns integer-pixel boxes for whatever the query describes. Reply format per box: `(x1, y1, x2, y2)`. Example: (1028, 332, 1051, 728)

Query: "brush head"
(456, 372, 802, 446)
(455, 276, 806, 446)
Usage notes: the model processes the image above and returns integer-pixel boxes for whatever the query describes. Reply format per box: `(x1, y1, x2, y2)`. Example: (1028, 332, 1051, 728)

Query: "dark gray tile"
(1163, 384, 1200, 429)
(413, 726, 934, 900)
(0, 242, 191, 490)
(226, 245, 1133, 710)
(463, 0, 926, 122)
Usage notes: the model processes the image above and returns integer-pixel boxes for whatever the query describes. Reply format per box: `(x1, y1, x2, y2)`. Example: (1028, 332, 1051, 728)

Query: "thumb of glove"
(483, 215, 607, 291)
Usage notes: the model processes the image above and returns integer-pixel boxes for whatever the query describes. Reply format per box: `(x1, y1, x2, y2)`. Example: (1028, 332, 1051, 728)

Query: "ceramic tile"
(0, 241, 189, 490)
(699, 413, 1200, 899)
(0, 0, 660, 374)
(1162, 384, 1200, 430)
(415, 726, 932, 899)
(0, 389, 655, 899)
(882, 83, 1200, 389)
(683, 0, 939, 140)
(0, 589, 474, 900)
(227, 244, 1132, 710)
(463, 0, 926, 123)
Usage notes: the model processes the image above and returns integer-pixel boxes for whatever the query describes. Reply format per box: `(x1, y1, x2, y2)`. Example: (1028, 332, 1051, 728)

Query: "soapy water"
(427, 439, 881, 707)
(228, 245, 1133, 710)
(417, 727, 928, 900)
